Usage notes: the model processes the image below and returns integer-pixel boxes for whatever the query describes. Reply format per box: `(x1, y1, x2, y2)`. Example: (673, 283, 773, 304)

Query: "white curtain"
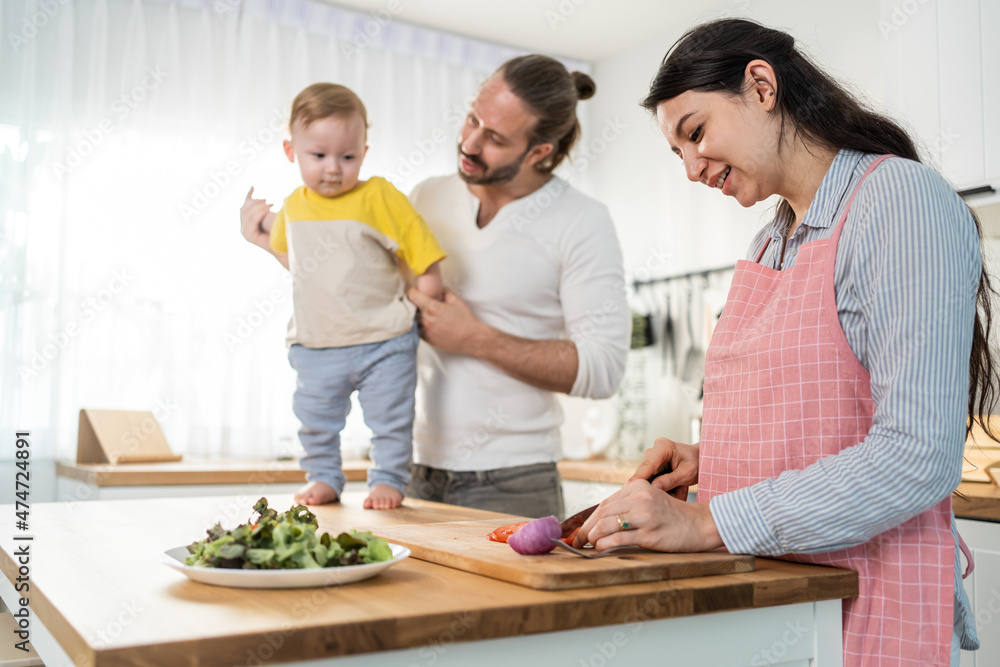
(0, 0, 591, 461)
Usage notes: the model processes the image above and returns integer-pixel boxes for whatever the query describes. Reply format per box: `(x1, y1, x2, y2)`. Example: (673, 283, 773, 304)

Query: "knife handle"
(643, 462, 673, 484)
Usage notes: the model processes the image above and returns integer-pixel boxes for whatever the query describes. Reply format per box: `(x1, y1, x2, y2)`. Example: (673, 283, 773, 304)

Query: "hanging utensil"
(638, 283, 657, 348)
(680, 276, 706, 387)
(661, 283, 675, 375)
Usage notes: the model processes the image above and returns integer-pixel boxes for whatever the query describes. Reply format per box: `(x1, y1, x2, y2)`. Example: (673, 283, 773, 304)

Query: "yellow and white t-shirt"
(270, 177, 445, 349)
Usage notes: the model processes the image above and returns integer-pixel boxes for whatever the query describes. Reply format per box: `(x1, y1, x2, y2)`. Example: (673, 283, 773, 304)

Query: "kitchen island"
(0, 493, 857, 666)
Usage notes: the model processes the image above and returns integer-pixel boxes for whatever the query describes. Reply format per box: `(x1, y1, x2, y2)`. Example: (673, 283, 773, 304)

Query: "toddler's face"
(285, 114, 368, 198)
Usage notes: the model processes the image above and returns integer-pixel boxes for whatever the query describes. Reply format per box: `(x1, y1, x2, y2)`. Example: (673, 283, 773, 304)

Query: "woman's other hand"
(631, 437, 700, 501)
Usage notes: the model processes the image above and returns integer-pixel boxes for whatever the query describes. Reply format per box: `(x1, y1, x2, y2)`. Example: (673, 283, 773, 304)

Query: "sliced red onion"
(507, 515, 560, 555)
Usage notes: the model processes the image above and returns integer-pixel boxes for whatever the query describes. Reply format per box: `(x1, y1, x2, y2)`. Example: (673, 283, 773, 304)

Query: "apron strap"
(754, 237, 771, 264)
(957, 530, 975, 579)
(829, 154, 897, 249)
(754, 154, 895, 267)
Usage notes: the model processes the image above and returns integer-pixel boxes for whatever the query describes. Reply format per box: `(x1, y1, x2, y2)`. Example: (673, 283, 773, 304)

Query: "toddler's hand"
(294, 481, 340, 506)
(415, 261, 444, 301)
(240, 187, 274, 249)
(364, 484, 403, 510)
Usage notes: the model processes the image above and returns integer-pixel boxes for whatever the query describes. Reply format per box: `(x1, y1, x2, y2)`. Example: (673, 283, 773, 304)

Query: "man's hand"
(408, 286, 577, 393)
(408, 287, 489, 356)
(241, 187, 275, 250)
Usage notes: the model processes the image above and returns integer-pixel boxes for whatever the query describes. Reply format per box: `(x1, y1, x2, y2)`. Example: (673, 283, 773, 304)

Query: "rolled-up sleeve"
(561, 205, 631, 400)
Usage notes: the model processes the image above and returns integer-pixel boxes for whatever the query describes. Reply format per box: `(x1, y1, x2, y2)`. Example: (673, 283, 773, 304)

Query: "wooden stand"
(76, 409, 182, 464)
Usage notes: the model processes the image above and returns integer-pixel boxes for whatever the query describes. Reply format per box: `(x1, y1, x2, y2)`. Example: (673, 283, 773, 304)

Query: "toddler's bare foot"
(363, 484, 403, 509)
(294, 481, 339, 506)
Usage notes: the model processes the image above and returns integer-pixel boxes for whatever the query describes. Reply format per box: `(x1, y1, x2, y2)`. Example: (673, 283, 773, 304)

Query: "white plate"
(161, 543, 410, 589)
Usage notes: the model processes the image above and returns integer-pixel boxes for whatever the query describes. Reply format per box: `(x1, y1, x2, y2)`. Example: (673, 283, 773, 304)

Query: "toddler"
(240, 83, 445, 509)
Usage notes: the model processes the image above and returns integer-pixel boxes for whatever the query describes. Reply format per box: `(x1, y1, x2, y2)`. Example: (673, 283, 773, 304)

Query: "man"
(405, 55, 631, 518)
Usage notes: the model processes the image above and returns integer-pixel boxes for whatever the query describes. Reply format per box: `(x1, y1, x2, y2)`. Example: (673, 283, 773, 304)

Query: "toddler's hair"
(289, 83, 368, 132)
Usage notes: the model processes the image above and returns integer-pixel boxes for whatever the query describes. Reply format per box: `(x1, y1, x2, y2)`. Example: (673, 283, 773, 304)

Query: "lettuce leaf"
(183, 497, 394, 570)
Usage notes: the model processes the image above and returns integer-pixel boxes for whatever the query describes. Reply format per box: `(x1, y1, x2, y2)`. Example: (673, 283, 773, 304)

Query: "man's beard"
(457, 144, 531, 185)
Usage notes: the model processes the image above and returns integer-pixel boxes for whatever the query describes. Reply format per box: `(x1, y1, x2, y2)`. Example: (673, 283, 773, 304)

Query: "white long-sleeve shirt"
(408, 174, 630, 471)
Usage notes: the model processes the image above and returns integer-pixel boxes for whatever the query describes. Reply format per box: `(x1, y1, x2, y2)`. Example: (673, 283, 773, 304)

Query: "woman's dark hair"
(642, 18, 998, 441)
(497, 55, 596, 174)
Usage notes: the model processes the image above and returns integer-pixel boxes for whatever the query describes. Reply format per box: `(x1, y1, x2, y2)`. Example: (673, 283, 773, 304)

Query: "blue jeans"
(288, 324, 418, 496)
(407, 462, 565, 519)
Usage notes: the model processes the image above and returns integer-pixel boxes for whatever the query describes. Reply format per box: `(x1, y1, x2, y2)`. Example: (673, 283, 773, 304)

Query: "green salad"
(184, 497, 393, 569)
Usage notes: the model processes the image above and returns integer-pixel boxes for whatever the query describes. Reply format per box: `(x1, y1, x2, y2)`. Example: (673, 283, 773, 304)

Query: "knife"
(559, 464, 673, 538)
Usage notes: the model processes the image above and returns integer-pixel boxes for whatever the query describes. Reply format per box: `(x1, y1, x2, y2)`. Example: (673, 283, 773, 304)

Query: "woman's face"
(656, 87, 782, 208)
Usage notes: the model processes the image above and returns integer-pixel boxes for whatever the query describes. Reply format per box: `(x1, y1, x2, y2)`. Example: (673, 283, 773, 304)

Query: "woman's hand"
(572, 479, 723, 553)
(631, 437, 699, 501)
(240, 187, 274, 250)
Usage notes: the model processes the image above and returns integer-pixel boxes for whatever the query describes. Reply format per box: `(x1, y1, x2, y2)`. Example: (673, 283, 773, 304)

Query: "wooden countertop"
(954, 481, 1000, 522)
(558, 458, 700, 494)
(59, 457, 630, 487)
(55, 459, 370, 486)
(0, 493, 857, 667)
(558, 458, 640, 485)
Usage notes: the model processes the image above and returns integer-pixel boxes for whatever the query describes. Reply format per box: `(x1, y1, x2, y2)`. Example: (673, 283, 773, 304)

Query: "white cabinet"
(937, 0, 984, 188)
(957, 518, 1000, 667)
(983, 0, 1000, 192)
(881, 0, 1000, 205)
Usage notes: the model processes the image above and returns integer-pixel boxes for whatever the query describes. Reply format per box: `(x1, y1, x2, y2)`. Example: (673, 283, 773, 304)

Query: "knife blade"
(559, 464, 673, 538)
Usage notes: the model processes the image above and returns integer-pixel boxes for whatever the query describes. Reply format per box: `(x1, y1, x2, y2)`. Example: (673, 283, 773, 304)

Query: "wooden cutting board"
(372, 518, 755, 590)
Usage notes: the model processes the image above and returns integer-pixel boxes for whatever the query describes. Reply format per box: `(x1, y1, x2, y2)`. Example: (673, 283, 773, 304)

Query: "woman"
(573, 18, 998, 666)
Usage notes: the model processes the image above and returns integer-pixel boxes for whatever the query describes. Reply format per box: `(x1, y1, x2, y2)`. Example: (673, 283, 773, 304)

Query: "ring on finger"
(616, 513, 635, 531)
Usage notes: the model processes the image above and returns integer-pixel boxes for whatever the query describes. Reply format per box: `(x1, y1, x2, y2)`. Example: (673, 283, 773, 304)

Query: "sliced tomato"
(562, 526, 581, 545)
(487, 520, 530, 543)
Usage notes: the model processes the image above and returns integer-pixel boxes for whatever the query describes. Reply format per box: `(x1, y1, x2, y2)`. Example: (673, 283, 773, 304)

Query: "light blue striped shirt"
(708, 149, 981, 648)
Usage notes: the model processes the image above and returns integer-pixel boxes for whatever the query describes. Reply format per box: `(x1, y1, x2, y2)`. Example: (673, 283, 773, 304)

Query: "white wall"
(559, 1, 885, 456)
(589, 0, 884, 277)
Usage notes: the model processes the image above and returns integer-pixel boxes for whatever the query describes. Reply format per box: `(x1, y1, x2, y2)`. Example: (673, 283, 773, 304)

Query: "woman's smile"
(712, 166, 732, 191)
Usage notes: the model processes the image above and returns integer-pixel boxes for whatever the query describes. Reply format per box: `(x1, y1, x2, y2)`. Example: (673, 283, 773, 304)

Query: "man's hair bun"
(572, 71, 596, 100)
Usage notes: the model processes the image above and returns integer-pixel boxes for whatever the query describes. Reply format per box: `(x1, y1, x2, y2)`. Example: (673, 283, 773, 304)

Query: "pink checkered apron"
(698, 156, 956, 665)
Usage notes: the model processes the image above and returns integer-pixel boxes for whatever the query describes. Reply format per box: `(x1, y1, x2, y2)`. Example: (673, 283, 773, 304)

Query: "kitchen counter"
(55, 458, 371, 486)
(61, 457, 610, 488)
(558, 457, 699, 496)
(0, 493, 857, 666)
(954, 481, 1000, 522)
(558, 458, 639, 485)
(53, 459, 372, 503)
(56, 457, 651, 507)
